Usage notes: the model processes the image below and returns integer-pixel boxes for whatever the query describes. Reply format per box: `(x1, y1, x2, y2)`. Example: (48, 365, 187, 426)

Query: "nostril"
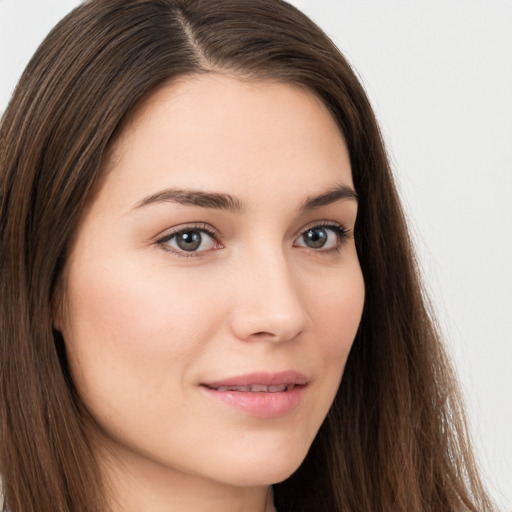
(246, 330, 301, 344)
(229, 285, 310, 342)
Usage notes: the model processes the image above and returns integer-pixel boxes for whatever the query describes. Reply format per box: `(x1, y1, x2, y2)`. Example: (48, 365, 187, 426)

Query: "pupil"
(177, 231, 202, 251)
(304, 228, 327, 248)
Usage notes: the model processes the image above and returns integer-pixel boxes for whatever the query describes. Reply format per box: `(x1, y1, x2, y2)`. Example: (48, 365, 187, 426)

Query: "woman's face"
(57, 74, 364, 491)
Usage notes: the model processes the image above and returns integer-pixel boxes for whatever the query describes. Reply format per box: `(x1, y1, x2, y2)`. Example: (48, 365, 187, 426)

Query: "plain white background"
(1, 1, 511, 510)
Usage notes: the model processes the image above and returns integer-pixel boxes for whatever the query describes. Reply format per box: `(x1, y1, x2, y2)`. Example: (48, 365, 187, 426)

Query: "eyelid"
(153, 219, 352, 258)
(155, 223, 223, 257)
(295, 220, 351, 239)
(293, 220, 352, 251)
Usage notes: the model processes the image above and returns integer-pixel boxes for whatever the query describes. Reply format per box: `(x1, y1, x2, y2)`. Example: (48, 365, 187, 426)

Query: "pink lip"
(200, 371, 308, 418)
(204, 371, 309, 388)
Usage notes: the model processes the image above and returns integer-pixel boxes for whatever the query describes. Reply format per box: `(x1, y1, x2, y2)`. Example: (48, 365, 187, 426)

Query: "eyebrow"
(133, 189, 246, 214)
(300, 184, 359, 211)
(132, 183, 358, 214)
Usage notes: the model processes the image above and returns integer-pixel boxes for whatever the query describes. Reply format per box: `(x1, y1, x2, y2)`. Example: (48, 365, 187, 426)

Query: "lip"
(200, 371, 308, 418)
(204, 371, 309, 388)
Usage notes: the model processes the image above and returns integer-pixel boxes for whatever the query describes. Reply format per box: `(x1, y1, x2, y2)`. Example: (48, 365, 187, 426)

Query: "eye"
(294, 223, 349, 251)
(156, 225, 221, 255)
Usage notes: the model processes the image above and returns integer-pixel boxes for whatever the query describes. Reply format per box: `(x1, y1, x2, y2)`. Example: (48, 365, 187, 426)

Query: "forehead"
(101, 73, 353, 210)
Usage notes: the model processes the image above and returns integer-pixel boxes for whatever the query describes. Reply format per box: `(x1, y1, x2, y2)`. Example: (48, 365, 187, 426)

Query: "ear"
(51, 278, 67, 333)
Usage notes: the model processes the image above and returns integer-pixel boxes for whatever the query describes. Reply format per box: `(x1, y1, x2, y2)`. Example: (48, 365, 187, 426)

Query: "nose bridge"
(229, 244, 310, 342)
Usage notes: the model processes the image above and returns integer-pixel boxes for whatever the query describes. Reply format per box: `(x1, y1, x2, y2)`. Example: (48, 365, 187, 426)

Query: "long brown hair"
(0, 1, 494, 511)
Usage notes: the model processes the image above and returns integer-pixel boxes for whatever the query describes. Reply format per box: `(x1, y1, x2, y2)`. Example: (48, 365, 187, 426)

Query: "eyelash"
(156, 223, 221, 258)
(295, 221, 351, 253)
(155, 221, 352, 258)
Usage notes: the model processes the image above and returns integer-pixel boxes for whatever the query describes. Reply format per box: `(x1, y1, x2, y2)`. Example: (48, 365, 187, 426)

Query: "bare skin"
(56, 74, 364, 512)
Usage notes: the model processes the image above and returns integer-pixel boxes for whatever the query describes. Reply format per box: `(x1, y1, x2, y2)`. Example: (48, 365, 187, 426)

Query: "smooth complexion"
(56, 74, 365, 512)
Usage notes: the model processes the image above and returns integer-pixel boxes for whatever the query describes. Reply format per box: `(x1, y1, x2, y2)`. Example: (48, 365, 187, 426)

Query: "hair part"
(0, 1, 494, 511)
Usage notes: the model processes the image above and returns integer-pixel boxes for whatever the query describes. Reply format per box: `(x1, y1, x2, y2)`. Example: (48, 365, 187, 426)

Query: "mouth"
(199, 371, 308, 417)
(201, 370, 309, 391)
(202, 383, 300, 393)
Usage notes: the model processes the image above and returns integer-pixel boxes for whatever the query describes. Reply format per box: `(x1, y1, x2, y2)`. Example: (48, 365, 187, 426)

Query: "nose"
(229, 250, 311, 343)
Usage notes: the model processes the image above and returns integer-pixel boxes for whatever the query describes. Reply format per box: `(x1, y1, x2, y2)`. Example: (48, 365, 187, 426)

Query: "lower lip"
(200, 385, 306, 418)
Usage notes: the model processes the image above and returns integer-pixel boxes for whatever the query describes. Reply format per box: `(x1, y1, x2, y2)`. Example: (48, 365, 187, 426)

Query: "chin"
(209, 442, 310, 488)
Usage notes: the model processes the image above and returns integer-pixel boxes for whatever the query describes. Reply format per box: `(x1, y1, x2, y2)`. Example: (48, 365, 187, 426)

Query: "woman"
(0, 0, 495, 511)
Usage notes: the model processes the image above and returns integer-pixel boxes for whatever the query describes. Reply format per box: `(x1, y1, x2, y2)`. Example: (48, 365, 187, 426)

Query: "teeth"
(214, 384, 295, 392)
(251, 384, 269, 392)
(268, 385, 286, 392)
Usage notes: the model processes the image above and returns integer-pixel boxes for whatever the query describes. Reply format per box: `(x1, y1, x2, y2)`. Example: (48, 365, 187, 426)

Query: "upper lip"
(202, 371, 309, 389)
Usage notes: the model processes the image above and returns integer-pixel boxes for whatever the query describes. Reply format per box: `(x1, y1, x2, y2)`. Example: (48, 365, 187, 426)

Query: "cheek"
(67, 254, 217, 341)
(311, 266, 365, 356)
(60, 255, 224, 406)
(300, 263, 365, 414)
